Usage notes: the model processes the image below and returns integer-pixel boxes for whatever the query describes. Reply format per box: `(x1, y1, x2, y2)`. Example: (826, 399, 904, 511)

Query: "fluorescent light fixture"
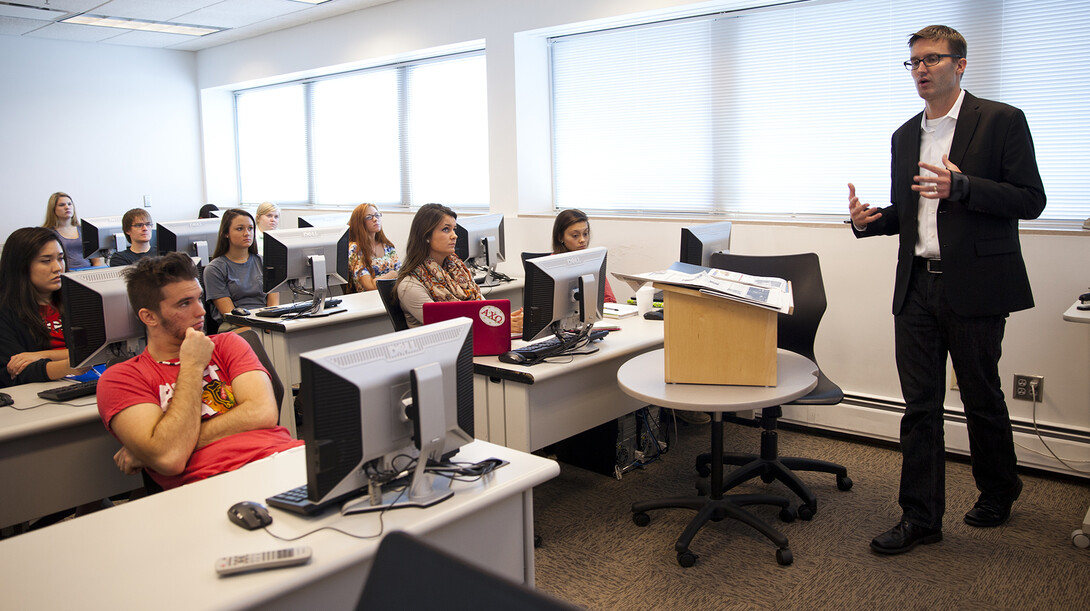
(61, 14, 223, 37)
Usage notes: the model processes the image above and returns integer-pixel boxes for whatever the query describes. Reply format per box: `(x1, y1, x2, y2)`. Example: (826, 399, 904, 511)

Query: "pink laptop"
(422, 299, 512, 356)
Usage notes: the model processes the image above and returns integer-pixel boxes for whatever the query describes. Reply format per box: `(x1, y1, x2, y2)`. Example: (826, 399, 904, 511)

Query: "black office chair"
(521, 251, 550, 263)
(697, 252, 851, 520)
(140, 329, 284, 495)
(376, 278, 409, 332)
(357, 531, 579, 610)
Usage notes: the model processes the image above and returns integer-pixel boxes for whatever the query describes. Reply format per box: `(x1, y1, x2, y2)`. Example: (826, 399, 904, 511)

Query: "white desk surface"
(1063, 299, 1090, 324)
(473, 314, 664, 384)
(0, 440, 558, 610)
(617, 348, 818, 412)
(0, 380, 140, 527)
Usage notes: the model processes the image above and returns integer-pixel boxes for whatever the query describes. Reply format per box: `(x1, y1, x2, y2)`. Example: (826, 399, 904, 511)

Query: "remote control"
(215, 546, 312, 577)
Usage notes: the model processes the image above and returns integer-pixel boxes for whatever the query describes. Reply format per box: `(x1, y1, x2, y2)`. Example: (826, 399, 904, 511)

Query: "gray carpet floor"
(532, 419, 1090, 610)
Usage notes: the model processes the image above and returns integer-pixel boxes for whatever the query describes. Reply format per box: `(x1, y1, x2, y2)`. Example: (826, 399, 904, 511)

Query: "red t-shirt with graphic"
(96, 332, 301, 490)
(39, 304, 65, 349)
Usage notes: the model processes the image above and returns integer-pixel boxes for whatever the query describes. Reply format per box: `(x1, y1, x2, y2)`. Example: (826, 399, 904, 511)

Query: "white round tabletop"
(616, 348, 818, 413)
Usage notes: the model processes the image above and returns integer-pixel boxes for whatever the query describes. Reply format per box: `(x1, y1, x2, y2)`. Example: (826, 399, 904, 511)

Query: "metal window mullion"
(304, 82, 317, 206)
(397, 66, 412, 209)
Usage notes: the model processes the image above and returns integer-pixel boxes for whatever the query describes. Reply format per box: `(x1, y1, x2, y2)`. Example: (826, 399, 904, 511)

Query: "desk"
(617, 349, 817, 566)
(1062, 299, 1090, 548)
(0, 381, 139, 528)
(0, 440, 558, 610)
(472, 315, 664, 452)
(228, 280, 523, 437)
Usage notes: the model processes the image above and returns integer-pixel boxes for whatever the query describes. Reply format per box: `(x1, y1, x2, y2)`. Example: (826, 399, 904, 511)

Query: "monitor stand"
(474, 268, 503, 288)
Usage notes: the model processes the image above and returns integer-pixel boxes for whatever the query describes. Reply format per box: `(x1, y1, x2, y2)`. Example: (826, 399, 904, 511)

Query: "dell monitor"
(61, 267, 145, 368)
(263, 226, 350, 316)
(521, 246, 607, 342)
(157, 218, 221, 266)
(81, 215, 128, 261)
(455, 213, 506, 287)
(680, 221, 732, 267)
(297, 212, 350, 228)
(297, 318, 475, 513)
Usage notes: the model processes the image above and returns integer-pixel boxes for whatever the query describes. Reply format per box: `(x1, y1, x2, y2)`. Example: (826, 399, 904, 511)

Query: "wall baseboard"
(779, 395, 1090, 480)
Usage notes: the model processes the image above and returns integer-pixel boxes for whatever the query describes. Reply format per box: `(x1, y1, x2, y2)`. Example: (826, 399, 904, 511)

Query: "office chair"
(140, 329, 284, 495)
(521, 251, 550, 263)
(376, 278, 409, 332)
(697, 252, 851, 520)
(357, 531, 579, 610)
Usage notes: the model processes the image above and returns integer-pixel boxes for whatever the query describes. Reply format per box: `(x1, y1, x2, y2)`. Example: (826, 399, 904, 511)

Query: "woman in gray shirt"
(203, 209, 279, 332)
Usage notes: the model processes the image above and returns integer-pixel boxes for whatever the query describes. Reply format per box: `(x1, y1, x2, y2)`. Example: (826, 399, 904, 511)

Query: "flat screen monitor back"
(680, 221, 732, 267)
(157, 218, 221, 266)
(61, 267, 144, 368)
(521, 246, 607, 341)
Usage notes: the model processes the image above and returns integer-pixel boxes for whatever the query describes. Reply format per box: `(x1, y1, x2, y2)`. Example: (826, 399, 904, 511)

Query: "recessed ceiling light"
(61, 14, 223, 37)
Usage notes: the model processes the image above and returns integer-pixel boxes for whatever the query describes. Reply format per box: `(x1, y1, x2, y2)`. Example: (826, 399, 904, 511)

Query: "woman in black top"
(0, 227, 87, 387)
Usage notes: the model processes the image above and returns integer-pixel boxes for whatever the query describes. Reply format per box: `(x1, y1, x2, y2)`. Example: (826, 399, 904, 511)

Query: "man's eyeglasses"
(130, 222, 154, 229)
(364, 212, 383, 222)
(904, 54, 961, 70)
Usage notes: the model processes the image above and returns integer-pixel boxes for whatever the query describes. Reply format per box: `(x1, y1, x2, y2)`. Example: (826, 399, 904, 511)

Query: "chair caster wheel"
(797, 504, 815, 521)
(776, 548, 793, 566)
(1073, 529, 1090, 549)
(696, 465, 710, 478)
(761, 473, 775, 484)
(837, 474, 853, 491)
(779, 507, 796, 523)
(633, 512, 651, 527)
(677, 550, 697, 567)
(534, 534, 543, 548)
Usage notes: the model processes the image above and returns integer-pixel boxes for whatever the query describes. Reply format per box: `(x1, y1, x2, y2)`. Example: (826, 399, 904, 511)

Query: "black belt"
(914, 257, 942, 273)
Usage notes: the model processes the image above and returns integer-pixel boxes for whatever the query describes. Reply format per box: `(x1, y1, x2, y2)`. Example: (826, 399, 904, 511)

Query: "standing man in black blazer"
(848, 25, 1045, 555)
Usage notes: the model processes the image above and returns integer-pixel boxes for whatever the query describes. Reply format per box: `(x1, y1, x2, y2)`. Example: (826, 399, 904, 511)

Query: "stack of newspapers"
(612, 265, 793, 315)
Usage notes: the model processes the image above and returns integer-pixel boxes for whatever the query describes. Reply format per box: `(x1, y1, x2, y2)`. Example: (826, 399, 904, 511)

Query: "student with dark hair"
(96, 252, 301, 490)
(395, 203, 522, 332)
(203, 208, 278, 332)
(109, 208, 155, 267)
(551, 209, 616, 303)
(42, 191, 104, 269)
(0, 227, 89, 387)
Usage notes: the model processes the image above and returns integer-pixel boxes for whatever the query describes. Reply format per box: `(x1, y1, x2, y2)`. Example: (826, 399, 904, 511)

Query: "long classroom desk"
(0, 440, 559, 610)
(472, 315, 665, 452)
(227, 279, 525, 436)
(0, 380, 139, 528)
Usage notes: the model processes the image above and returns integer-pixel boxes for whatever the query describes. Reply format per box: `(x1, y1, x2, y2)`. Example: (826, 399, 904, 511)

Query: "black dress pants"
(893, 259, 1020, 529)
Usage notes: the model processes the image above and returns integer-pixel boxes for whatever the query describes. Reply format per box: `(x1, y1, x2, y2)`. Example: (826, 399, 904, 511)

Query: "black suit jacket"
(854, 91, 1046, 317)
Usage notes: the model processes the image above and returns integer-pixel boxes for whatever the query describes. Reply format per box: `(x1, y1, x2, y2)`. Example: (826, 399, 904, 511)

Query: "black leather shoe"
(870, 520, 942, 555)
(964, 479, 1023, 528)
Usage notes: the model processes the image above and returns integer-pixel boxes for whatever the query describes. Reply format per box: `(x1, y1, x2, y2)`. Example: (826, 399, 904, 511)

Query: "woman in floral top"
(347, 203, 399, 292)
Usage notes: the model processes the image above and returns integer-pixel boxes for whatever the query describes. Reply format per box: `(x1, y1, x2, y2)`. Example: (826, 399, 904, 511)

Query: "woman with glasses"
(347, 203, 400, 292)
(42, 191, 104, 270)
(109, 209, 156, 267)
(204, 209, 279, 333)
(0, 227, 89, 386)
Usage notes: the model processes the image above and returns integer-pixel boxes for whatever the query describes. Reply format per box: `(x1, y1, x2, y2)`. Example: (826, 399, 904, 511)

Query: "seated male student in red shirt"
(97, 252, 301, 490)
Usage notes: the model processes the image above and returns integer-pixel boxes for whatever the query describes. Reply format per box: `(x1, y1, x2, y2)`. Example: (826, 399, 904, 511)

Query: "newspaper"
(612, 266, 793, 314)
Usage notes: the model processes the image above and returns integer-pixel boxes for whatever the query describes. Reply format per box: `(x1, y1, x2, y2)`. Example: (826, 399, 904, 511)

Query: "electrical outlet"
(1012, 374, 1044, 402)
(143, 195, 151, 207)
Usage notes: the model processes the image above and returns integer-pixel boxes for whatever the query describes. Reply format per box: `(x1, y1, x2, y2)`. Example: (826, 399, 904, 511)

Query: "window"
(235, 51, 489, 209)
(550, 0, 1090, 221)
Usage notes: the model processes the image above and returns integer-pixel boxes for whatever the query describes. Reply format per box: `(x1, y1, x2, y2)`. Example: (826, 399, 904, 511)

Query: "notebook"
(422, 299, 512, 356)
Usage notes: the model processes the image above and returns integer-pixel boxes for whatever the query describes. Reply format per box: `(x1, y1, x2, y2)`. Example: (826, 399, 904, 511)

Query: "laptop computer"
(423, 299, 512, 356)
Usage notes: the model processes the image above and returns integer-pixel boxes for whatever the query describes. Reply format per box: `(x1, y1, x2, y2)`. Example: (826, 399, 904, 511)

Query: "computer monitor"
(81, 215, 128, 260)
(680, 221, 732, 267)
(157, 218, 221, 266)
(297, 318, 475, 513)
(455, 213, 506, 287)
(61, 267, 145, 368)
(263, 226, 350, 315)
(521, 246, 607, 342)
(297, 212, 350, 228)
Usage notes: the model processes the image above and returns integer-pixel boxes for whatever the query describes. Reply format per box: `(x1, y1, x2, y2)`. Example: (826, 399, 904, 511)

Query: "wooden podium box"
(658, 283, 777, 386)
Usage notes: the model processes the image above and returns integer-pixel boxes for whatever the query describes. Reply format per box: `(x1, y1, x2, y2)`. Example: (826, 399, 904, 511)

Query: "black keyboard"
(255, 298, 342, 318)
(38, 379, 98, 401)
(499, 329, 609, 365)
(266, 483, 367, 516)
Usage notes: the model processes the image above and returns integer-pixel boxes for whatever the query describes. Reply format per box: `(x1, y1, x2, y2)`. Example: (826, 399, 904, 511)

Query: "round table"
(617, 348, 818, 567)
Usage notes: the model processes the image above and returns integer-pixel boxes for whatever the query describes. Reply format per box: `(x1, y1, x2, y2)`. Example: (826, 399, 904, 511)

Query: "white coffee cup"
(635, 284, 656, 315)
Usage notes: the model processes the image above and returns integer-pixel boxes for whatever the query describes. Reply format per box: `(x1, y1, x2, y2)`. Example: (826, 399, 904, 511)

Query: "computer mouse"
(499, 351, 529, 365)
(643, 309, 664, 321)
(0, 392, 12, 407)
(227, 501, 272, 530)
(231, 307, 251, 316)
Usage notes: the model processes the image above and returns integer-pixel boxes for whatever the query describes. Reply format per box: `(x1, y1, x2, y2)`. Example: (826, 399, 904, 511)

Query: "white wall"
(0, 35, 204, 241)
